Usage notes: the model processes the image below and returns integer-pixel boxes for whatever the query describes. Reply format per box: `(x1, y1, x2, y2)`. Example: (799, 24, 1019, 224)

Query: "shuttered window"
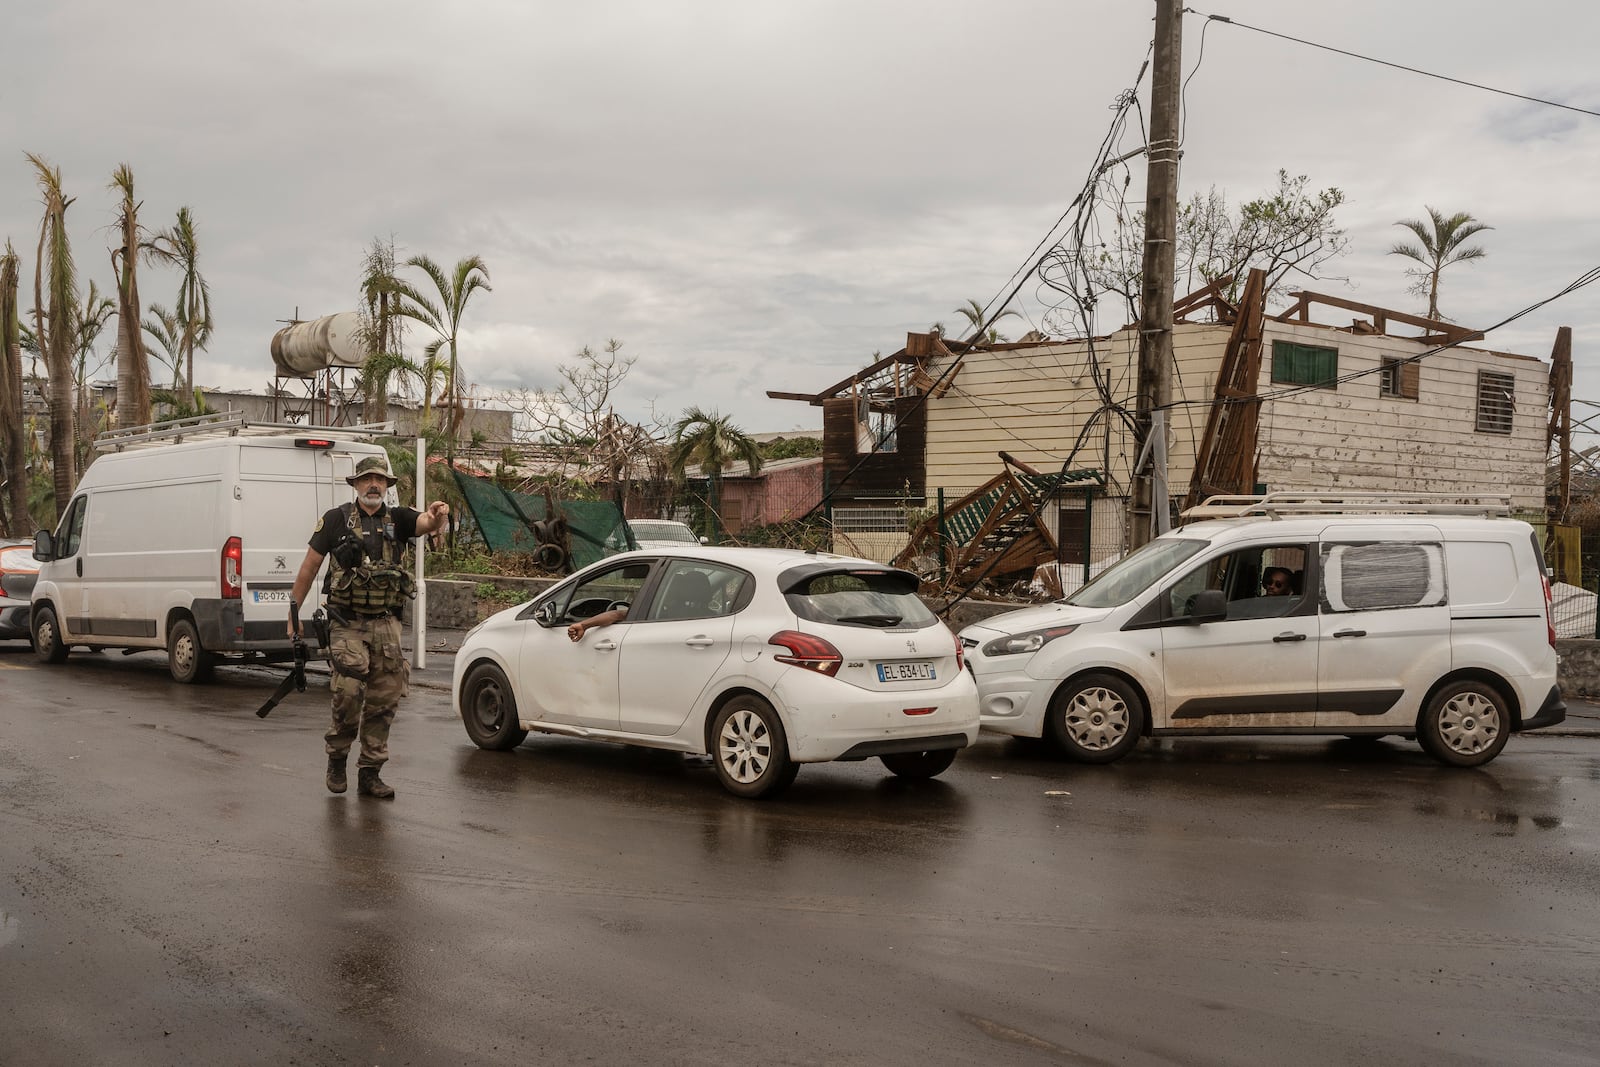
(1380, 357, 1419, 400)
(1475, 370, 1515, 434)
(1270, 341, 1338, 389)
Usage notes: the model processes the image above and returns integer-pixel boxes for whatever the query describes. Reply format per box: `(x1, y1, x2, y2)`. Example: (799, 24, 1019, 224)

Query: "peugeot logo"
(905, 639, 918, 654)
(273, 555, 287, 571)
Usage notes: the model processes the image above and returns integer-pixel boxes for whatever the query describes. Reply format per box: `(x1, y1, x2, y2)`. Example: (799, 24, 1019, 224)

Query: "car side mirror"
(532, 601, 561, 628)
(33, 530, 54, 562)
(698, 536, 709, 545)
(1190, 589, 1227, 623)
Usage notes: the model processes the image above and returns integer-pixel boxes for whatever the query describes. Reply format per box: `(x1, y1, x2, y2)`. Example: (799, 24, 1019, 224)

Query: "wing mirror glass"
(32, 530, 54, 562)
(532, 600, 561, 628)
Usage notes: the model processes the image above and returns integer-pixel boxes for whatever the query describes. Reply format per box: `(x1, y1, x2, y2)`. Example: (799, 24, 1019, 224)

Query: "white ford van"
(959, 494, 1565, 768)
(30, 414, 389, 683)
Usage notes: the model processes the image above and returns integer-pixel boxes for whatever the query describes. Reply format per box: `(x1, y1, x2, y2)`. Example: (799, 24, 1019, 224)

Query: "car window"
(1321, 542, 1445, 612)
(1067, 537, 1207, 609)
(56, 496, 88, 558)
(557, 561, 653, 621)
(644, 561, 751, 621)
(1164, 543, 1310, 620)
(785, 569, 939, 629)
(632, 521, 698, 543)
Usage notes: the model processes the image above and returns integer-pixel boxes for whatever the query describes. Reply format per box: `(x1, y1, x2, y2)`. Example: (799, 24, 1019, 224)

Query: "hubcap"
(173, 634, 194, 674)
(1065, 687, 1129, 751)
(1438, 691, 1500, 755)
(718, 708, 772, 784)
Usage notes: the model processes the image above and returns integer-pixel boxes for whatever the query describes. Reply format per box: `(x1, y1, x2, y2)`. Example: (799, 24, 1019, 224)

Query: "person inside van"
(1261, 567, 1295, 597)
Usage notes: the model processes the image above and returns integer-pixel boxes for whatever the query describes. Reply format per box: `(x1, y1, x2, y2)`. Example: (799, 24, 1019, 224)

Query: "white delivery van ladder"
(1181, 491, 1513, 520)
(97, 412, 395, 452)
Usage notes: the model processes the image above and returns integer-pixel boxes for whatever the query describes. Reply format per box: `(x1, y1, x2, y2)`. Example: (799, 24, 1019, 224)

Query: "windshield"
(1065, 537, 1207, 609)
(785, 569, 939, 629)
(631, 521, 698, 543)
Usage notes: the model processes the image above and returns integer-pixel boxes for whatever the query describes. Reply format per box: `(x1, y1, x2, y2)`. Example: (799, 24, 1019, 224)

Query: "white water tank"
(270, 312, 367, 378)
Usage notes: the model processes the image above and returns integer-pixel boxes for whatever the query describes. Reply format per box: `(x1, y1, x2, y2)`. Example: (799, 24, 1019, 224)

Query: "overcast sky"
(6, 0, 1598, 439)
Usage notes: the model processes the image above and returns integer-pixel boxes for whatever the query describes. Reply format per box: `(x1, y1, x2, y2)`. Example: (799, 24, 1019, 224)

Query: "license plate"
(252, 590, 291, 603)
(877, 661, 935, 682)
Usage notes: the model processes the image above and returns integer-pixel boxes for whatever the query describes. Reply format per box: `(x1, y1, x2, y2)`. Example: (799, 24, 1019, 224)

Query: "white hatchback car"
(453, 547, 979, 798)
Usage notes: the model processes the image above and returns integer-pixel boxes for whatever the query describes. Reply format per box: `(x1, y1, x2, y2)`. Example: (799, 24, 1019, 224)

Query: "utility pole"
(1130, 0, 1183, 547)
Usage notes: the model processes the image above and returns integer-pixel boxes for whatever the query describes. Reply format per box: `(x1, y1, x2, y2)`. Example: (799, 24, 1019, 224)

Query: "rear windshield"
(785, 570, 939, 629)
(632, 522, 698, 543)
(1066, 536, 1208, 609)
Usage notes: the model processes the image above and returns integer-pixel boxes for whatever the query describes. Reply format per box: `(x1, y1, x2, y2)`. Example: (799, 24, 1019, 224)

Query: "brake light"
(295, 438, 335, 449)
(221, 536, 243, 599)
(768, 630, 842, 677)
(1541, 571, 1556, 648)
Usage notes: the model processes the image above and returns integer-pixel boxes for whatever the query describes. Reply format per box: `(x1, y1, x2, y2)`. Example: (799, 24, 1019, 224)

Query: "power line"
(1192, 10, 1600, 119)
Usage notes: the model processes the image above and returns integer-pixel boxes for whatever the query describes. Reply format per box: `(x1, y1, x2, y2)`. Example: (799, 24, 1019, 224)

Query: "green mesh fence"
(451, 471, 634, 571)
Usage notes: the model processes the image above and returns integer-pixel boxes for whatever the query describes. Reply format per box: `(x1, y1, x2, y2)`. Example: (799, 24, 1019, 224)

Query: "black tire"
(1045, 672, 1144, 764)
(167, 617, 215, 684)
(460, 662, 529, 750)
(711, 696, 799, 799)
(1419, 680, 1510, 768)
(32, 604, 68, 664)
(880, 748, 958, 779)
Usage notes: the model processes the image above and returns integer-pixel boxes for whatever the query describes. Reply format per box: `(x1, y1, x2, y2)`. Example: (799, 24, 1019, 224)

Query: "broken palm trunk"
(894, 453, 1103, 596)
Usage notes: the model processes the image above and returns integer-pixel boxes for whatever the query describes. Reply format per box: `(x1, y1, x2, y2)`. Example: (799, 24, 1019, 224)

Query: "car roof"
(595, 545, 893, 576)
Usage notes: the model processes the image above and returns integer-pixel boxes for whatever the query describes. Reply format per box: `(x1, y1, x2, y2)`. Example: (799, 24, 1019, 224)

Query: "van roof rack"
(96, 412, 396, 452)
(1181, 492, 1514, 520)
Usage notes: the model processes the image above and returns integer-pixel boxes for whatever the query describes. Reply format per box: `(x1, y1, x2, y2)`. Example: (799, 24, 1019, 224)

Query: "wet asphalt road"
(2, 645, 1599, 1067)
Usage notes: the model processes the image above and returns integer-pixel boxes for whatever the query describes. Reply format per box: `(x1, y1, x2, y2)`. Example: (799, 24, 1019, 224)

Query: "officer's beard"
(361, 487, 385, 510)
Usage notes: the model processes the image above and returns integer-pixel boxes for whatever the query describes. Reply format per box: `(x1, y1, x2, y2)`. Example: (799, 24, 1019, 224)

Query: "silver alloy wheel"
(717, 707, 773, 785)
(1064, 686, 1130, 751)
(1436, 689, 1501, 756)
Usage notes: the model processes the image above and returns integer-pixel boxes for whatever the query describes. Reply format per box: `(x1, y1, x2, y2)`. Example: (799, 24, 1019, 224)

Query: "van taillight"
(1541, 571, 1556, 648)
(222, 537, 243, 599)
(768, 630, 843, 677)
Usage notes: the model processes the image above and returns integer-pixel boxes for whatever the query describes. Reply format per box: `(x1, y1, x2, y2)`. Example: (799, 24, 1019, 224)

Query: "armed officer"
(288, 454, 450, 799)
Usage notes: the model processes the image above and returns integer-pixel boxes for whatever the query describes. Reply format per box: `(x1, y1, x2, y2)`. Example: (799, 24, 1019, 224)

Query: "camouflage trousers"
(324, 614, 410, 768)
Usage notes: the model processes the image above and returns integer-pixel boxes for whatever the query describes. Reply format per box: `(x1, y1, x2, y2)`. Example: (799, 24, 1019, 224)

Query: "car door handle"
(685, 637, 714, 649)
(1332, 629, 1367, 638)
(591, 639, 618, 651)
(1272, 632, 1307, 642)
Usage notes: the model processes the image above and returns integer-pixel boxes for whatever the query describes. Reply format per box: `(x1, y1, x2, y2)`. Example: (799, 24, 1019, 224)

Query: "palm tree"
(141, 303, 184, 390)
(1388, 207, 1492, 320)
(28, 152, 79, 519)
(151, 207, 212, 396)
(668, 407, 762, 541)
(357, 237, 408, 423)
(389, 253, 491, 453)
(953, 297, 1022, 345)
(109, 164, 153, 428)
(70, 282, 115, 471)
(0, 242, 27, 535)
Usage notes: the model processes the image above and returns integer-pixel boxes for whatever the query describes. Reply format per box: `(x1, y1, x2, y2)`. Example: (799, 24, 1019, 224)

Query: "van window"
(1163, 543, 1310, 620)
(1444, 542, 1516, 607)
(1321, 542, 1445, 612)
(1067, 537, 1207, 608)
(56, 495, 88, 557)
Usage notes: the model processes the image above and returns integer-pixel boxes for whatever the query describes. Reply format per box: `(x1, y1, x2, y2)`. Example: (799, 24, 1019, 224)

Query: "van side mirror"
(1190, 589, 1227, 623)
(32, 530, 54, 562)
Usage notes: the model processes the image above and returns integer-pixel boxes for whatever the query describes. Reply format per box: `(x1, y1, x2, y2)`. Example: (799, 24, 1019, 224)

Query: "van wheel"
(711, 696, 799, 799)
(880, 749, 958, 779)
(1046, 673, 1144, 764)
(33, 605, 68, 664)
(460, 663, 528, 750)
(1419, 681, 1510, 768)
(168, 618, 216, 684)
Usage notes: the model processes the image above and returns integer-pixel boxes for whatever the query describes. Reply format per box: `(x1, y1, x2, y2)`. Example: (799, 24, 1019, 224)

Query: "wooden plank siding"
(822, 395, 928, 501)
(921, 320, 1548, 511)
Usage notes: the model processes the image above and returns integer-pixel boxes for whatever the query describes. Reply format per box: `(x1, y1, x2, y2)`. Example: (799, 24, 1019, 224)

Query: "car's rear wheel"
(460, 663, 528, 750)
(879, 748, 958, 779)
(167, 618, 215, 684)
(33, 605, 68, 664)
(711, 696, 798, 799)
(1419, 681, 1510, 768)
(1046, 673, 1144, 764)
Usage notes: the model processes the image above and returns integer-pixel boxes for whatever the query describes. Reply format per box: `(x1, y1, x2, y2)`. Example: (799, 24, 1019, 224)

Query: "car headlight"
(981, 624, 1077, 656)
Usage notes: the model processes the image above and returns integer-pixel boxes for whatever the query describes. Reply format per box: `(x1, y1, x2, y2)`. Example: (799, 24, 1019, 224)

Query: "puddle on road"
(0, 908, 18, 948)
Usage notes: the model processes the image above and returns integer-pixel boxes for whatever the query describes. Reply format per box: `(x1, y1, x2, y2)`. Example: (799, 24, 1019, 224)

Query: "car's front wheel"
(880, 749, 958, 779)
(1046, 673, 1144, 764)
(1419, 681, 1510, 767)
(460, 663, 529, 750)
(33, 605, 68, 664)
(711, 696, 799, 799)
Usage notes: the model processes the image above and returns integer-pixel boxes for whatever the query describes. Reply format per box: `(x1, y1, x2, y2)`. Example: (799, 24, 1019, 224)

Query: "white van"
(30, 414, 389, 683)
(959, 494, 1565, 768)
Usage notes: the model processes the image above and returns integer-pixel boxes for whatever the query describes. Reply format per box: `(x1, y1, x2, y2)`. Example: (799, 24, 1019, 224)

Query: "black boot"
(358, 766, 395, 799)
(326, 756, 348, 794)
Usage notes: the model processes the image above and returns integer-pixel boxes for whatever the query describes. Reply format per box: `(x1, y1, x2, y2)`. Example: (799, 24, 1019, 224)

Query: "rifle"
(257, 603, 328, 718)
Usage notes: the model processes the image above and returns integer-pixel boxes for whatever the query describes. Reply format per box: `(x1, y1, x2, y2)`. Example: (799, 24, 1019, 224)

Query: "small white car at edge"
(453, 547, 979, 798)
